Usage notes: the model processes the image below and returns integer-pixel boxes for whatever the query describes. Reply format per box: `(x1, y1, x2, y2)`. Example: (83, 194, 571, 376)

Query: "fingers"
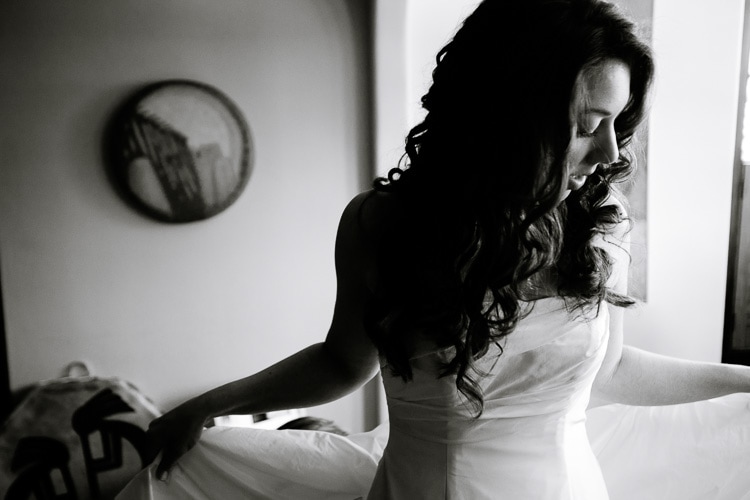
(144, 420, 165, 466)
(155, 447, 179, 481)
(145, 418, 173, 479)
(155, 438, 198, 481)
(143, 443, 163, 473)
(146, 416, 201, 481)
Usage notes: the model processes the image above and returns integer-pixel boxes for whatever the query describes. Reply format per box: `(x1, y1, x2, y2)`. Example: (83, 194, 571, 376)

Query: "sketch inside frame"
(116, 80, 252, 223)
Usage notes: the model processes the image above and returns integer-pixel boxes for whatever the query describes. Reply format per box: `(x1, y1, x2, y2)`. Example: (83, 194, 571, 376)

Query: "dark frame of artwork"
(0, 257, 11, 420)
(106, 80, 253, 223)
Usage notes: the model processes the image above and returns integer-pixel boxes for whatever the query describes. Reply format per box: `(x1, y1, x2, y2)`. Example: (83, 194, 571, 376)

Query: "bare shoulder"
(338, 189, 400, 244)
(335, 190, 399, 288)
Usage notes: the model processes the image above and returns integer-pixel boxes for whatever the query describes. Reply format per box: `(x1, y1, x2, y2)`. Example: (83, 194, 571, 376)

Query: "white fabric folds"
(119, 394, 750, 500)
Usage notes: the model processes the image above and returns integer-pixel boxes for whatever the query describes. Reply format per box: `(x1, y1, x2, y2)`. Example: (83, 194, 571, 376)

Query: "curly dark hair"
(364, 0, 654, 414)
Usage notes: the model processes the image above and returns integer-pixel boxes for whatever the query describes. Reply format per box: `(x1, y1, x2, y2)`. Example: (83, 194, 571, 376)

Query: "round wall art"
(108, 80, 252, 223)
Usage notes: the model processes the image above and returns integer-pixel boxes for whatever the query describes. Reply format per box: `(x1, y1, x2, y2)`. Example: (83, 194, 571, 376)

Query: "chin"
(557, 190, 572, 204)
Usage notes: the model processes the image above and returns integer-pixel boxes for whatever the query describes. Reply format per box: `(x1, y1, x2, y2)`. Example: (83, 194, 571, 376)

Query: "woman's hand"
(145, 399, 209, 480)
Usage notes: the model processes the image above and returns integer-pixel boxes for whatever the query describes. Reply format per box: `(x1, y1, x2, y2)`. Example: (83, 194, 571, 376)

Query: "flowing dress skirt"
(119, 394, 750, 500)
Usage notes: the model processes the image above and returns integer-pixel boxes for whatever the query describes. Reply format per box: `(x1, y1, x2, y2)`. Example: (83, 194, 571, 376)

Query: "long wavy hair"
(365, 0, 654, 414)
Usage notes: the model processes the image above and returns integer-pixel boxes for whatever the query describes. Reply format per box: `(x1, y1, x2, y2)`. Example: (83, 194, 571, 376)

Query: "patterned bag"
(0, 363, 160, 499)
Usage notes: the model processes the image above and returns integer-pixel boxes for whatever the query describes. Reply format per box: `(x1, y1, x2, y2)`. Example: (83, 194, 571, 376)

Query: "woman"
(120, 0, 750, 498)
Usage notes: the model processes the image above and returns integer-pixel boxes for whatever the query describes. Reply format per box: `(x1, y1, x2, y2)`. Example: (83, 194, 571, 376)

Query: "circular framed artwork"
(108, 80, 252, 223)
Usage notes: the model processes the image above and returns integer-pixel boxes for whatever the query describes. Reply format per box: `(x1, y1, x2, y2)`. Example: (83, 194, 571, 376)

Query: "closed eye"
(576, 118, 601, 138)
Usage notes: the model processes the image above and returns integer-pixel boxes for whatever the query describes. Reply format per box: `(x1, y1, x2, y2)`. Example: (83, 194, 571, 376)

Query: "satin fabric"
(368, 297, 610, 499)
(118, 299, 750, 499)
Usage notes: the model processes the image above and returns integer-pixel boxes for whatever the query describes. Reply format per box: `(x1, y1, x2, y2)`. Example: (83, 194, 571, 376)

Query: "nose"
(595, 125, 619, 164)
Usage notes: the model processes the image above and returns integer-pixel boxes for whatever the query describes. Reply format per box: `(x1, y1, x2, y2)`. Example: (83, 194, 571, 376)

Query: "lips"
(567, 165, 598, 191)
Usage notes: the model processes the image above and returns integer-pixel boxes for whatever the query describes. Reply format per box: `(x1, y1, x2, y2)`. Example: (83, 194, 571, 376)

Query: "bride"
(120, 0, 750, 498)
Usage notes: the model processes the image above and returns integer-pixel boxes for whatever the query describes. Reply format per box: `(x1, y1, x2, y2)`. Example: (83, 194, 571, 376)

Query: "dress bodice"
(369, 297, 611, 499)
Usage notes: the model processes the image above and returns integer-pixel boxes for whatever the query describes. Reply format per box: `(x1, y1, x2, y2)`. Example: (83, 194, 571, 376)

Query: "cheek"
(565, 142, 586, 167)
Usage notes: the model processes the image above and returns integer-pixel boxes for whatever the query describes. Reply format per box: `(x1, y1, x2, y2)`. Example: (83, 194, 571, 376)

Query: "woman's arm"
(188, 191, 380, 416)
(148, 191, 380, 477)
(594, 344, 750, 406)
(591, 206, 750, 407)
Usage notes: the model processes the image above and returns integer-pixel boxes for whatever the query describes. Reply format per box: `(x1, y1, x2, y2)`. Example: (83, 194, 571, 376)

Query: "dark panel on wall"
(0, 258, 10, 419)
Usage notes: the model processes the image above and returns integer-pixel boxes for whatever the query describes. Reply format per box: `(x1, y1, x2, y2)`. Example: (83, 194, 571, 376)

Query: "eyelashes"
(575, 119, 599, 138)
(576, 127, 597, 138)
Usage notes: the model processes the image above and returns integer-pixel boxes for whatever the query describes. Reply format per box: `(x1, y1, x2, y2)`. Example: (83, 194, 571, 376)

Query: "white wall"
(406, 0, 481, 129)
(373, 0, 409, 179)
(627, 0, 744, 361)
(0, 0, 371, 432)
(397, 0, 744, 362)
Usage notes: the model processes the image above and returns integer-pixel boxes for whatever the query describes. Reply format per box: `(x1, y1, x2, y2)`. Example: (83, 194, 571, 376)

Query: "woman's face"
(559, 59, 632, 202)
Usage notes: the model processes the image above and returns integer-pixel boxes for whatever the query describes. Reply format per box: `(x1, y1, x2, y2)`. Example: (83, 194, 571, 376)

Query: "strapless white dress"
(368, 297, 610, 499)
(118, 298, 750, 499)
